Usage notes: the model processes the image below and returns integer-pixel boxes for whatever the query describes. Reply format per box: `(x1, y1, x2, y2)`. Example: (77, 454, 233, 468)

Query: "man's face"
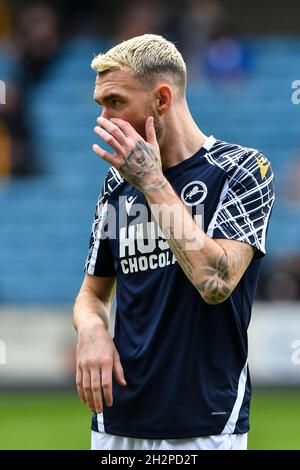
(94, 68, 158, 141)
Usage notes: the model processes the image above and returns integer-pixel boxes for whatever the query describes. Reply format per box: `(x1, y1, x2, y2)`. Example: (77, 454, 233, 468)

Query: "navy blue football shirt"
(84, 136, 275, 439)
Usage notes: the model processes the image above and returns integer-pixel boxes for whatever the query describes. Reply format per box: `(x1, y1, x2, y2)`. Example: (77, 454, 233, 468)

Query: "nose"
(100, 107, 111, 120)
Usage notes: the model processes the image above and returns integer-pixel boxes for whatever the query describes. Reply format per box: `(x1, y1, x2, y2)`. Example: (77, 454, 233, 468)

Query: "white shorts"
(91, 415, 247, 450)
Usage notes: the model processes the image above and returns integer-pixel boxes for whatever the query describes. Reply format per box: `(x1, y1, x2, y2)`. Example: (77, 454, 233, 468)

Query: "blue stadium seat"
(1, 35, 300, 303)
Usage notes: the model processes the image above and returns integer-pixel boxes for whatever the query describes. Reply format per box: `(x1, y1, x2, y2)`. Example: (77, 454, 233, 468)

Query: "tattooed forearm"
(195, 244, 254, 304)
(167, 232, 233, 304)
(166, 228, 232, 304)
(195, 251, 232, 304)
(121, 141, 167, 191)
(167, 227, 195, 280)
(145, 181, 255, 305)
(166, 224, 253, 304)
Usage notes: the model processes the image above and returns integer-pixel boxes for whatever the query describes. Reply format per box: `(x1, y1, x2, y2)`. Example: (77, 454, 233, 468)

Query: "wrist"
(143, 178, 174, 204)
(77, 316, 108, 334)
(142, 175, 169, 195)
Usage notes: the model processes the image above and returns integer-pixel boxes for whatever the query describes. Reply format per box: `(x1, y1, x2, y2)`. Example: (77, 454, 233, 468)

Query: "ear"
(154, 84, 173, 115)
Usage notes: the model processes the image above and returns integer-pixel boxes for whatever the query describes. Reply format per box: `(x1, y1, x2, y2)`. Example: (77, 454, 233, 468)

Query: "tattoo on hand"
(120, 141, 167, 191)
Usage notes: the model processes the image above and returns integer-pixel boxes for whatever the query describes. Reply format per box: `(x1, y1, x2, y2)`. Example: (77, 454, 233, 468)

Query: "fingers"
(113, 350, 127, 387)
(82, 367, 104, 412)
(97, 117, 128, 145)
(110, 117, 140, 139)
(101, 360, 113, 407)
(90, 368, 103, 413)
(82, 368, 96, 412)
(76, 367, 86, 403)
(92, 144, 123, 168)
(93, 116, 132, 166)
(76, 358, 127, 413)
(94, 126, 124, 155)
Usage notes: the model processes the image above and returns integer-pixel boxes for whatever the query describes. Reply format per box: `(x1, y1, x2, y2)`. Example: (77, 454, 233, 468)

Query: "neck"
(159, 100, 208, 170)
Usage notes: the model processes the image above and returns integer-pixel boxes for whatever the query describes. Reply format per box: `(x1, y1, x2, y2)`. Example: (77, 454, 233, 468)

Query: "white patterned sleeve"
(84, 168, 123, 276)
(207, 151, 275, 256)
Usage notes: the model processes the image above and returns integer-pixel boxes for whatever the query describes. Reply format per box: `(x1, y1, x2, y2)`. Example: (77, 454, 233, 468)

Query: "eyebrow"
(94, 93, 124, 105)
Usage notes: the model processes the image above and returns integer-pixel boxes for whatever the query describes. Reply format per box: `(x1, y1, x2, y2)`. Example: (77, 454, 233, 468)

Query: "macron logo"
(125, 196, 137, 215)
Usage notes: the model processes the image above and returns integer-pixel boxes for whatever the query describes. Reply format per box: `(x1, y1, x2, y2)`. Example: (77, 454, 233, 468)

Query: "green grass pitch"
(0, 390, 299, 449)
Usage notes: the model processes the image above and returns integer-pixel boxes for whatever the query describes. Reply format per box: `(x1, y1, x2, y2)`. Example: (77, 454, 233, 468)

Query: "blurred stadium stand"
(1, 35, 300, 303)
(1, 0, 300, 396)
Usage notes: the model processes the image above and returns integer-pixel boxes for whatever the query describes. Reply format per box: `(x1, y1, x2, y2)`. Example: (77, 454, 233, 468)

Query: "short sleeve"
(207, 152, 275, 257)
(84, 195, 116, 277)
(84, 168, 122, 277)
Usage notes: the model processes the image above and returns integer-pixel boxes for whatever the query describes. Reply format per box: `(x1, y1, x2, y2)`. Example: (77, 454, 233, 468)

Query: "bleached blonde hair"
(91, 34, 187, 98)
